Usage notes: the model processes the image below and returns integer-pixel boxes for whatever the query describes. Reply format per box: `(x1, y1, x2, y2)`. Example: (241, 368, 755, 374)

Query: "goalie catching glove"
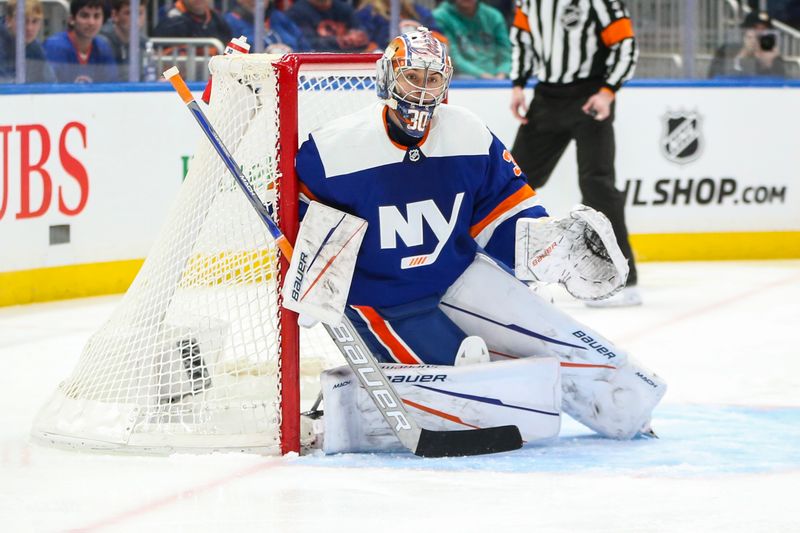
(515, 205, 629, 300)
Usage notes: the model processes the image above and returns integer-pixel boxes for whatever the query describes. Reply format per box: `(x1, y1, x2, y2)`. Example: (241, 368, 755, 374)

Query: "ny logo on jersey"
(378, 193, 465, 269)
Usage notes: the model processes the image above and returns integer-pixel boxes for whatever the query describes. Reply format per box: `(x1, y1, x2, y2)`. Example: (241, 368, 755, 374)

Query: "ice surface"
(1, 261, 799, 532)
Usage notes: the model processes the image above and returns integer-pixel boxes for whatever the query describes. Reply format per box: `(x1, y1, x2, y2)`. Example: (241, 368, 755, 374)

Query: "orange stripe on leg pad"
(601, 18, 635, 47)
(403, 398, 481, 429)
(560, 362, 616, 370)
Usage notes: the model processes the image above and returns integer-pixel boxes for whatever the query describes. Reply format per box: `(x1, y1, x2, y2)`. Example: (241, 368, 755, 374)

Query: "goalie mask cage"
(31, 53, 381, 455)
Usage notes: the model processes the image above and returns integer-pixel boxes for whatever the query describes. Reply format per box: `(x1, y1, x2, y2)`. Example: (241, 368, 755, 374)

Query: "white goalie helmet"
(376, 27, 453, 138)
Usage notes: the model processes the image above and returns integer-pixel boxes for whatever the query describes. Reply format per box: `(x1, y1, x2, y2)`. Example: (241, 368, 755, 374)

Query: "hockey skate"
(637, 421, 659, 439)
(300, 393, 325, 451)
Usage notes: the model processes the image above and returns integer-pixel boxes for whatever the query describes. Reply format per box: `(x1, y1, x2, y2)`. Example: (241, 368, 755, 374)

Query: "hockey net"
(31, 53, 380, 455)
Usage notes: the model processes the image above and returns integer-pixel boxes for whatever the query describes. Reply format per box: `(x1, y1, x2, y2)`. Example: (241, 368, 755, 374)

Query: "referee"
(509, 0, 640, 306)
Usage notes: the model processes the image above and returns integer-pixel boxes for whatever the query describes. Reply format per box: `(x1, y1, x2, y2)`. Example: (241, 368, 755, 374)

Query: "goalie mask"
(376, 27, 453, 138)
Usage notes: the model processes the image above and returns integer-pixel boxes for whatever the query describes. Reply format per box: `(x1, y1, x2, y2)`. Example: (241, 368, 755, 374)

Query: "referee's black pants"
(511, 83, 638, 286)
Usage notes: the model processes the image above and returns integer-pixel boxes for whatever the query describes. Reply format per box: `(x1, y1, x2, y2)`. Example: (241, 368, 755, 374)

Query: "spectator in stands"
(153, 0, 232, 44)
(482, 0, 514, 26)
(224, 0, 309, 53)
(354, 0, 440, 49)
(0, 0, 56, 83)
(287, 0, 374, 53)
(709, 11, 786, 78)
(44, 0, 119, 82)
(433, 0, 510, 79)
(99, 0, 148, 74)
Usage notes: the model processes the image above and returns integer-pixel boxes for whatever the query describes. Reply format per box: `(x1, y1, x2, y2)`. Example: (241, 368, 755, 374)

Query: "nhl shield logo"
(661, 111, 702, 164)
(408, 148, 421, 162)
(561, 4, 584, 30)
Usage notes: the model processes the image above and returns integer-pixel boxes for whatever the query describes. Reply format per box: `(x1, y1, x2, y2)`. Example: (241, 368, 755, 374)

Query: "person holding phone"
(709, 11, 785, 78)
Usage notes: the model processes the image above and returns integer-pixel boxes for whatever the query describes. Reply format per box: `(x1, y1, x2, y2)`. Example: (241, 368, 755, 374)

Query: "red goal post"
(274, 53, 382, 454)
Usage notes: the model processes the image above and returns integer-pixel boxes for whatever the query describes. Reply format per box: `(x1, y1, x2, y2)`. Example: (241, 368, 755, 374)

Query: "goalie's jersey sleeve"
(295, 102, 548, 307)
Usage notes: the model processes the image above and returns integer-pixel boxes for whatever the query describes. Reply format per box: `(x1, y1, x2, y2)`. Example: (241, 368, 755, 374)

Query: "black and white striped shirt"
(510, 0, 638, 92)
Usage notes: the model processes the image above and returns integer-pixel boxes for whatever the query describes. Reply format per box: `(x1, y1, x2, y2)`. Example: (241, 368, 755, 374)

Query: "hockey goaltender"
(284, 27, 666, 455)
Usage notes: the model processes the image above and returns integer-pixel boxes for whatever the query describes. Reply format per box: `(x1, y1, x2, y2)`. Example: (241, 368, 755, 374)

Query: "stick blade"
(414, 425, 523, 458)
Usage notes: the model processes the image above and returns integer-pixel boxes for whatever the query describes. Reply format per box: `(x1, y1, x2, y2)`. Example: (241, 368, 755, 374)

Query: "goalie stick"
(164, 67, 522, 458)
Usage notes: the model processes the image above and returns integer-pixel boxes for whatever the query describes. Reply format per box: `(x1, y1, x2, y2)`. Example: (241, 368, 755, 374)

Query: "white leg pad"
(319, 358, 561, 454)
(562, 359, 667, 439)
(441, 254, 630, 368)
(440, 254, 667, 439)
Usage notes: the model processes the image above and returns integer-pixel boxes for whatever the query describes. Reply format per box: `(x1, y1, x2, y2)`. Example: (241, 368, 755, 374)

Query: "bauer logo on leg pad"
(389, 374, 447, 383)
(572, 330, 618, 359)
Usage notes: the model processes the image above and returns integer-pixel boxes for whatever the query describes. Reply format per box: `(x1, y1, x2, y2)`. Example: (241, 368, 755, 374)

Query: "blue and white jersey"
(295, 102, 548, 307)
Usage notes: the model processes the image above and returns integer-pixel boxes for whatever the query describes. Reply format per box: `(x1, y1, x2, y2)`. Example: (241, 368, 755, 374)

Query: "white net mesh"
(32, 54, 378, 454)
